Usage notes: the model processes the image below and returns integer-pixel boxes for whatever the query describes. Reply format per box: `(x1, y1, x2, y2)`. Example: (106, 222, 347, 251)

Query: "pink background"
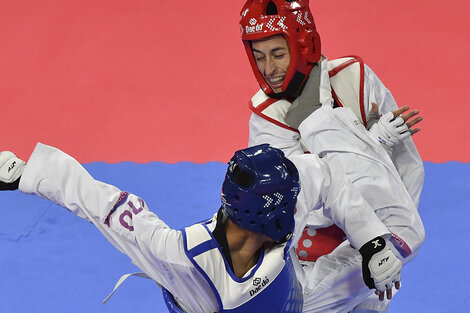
(1, 0, 468, 163)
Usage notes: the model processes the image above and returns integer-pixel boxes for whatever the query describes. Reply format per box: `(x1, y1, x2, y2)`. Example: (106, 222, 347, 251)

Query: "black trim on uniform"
(212, 207, 234, 272)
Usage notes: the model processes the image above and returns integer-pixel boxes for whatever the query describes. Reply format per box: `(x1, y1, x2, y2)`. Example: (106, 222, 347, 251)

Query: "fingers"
(406, 116, 423, 129)
(371, 102, 378, 113)
(396, 107, 423, 127)
(392, 106, 422, 124)
(375, 290, 385, 301)
(366, 103, 381, 129)
(375, 281, 401, 301)
(392, 106, 409, 118)
(405, 115, 422, 136)
(393, 106, 423, 136)
(400, 109, 418, 122)
(375, 288, 392, 301)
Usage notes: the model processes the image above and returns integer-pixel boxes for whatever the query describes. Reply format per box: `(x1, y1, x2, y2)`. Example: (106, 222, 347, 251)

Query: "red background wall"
(1, 0, 468, 163)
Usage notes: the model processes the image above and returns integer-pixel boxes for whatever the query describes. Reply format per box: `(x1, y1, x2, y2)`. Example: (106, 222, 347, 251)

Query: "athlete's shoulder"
(327, 56, 379, 83)
(326, 56, 369, 125)
(250, 89, 270, 108)
(248, 89, 297, 132)
(327, 56, 365, 77)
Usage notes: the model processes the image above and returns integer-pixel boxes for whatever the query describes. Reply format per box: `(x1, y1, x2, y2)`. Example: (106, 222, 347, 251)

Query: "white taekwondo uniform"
(18, 143, 390, 313)
(248, 57, 425, 312)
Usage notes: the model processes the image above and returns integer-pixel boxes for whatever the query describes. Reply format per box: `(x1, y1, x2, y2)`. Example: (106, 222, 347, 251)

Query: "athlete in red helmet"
(240, 0, 321, 98)
(240, 1, 425, 312)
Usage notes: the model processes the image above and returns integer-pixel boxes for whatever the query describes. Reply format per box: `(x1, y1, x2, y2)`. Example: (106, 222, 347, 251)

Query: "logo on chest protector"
(249, 276, 269, 297)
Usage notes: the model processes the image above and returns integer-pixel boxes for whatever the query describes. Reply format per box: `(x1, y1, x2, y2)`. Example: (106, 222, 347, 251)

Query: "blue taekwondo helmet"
(221, 144, 300, 243)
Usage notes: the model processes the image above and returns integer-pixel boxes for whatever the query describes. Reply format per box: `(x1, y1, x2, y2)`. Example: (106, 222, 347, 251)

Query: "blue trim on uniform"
(227, 249, 265, 283)
(284, 238, 292, 255)
(186, 238, 219, 259)
(162, 287, 186, 313)
(177, 220, 303, 313)
(201, 222, 266, 284)
(181, 224, 224, 312)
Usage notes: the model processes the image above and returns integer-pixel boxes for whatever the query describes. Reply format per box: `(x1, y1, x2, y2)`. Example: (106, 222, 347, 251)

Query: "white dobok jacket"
(248, 56, 425, 262)
(19, 143, 390, 313)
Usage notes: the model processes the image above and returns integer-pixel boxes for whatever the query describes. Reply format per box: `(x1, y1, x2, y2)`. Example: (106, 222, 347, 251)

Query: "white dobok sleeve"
(289, 154, 390, 250)
(298, 107, 425, 261)
(18, 143, 218, 312)
(248, 113, 305, 156)
(363, 65, 425, 208)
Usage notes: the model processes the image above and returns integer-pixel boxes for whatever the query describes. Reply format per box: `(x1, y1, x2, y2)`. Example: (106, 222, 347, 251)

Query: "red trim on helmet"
(240, 0, 321, 97)
(243, 40, 274, 95)
(249, 99, 300, 133)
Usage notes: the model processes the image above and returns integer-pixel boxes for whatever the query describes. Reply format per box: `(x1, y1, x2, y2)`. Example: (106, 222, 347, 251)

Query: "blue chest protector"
(162, 221, 303, 313)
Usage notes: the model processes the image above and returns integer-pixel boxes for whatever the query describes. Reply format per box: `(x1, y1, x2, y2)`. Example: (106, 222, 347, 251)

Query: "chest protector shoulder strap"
(249, 89, 299, 133)
(163, 222, 303, 313)
(327, 55, 368, 127)
(249, 56, 367, 129)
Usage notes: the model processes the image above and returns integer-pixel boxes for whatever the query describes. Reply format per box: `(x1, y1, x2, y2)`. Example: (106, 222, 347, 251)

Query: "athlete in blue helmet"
(1, 143, 400, 312)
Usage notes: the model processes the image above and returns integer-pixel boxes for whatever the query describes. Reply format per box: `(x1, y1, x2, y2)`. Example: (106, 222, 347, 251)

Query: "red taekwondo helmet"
(240, 0, 321, 98)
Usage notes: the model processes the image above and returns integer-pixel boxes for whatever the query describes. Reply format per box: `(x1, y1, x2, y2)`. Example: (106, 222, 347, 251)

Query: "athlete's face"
(251, 35, 291, 94)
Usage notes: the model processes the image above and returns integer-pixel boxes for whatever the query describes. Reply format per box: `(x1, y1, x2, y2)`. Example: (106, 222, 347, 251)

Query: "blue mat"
(0, 162, 468, 312)
(389, 162, 470, 313)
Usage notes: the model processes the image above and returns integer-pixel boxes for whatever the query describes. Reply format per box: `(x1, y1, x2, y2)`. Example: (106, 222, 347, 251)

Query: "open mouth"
(267, 76, 285, 90)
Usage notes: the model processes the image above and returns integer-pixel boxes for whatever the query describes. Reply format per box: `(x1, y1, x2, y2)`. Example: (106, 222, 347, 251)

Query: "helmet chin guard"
(240, 0, 321, 98)
(221, 144, 300, 243)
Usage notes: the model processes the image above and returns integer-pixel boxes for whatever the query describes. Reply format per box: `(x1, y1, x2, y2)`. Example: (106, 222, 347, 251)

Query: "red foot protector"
(296, 225, 346, 262)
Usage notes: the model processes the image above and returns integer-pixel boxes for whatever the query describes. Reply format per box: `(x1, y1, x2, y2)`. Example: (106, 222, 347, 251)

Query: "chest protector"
(248, 56, 365, 262)
(162, 221, 303, 313)
(249, 56, 368, 134)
